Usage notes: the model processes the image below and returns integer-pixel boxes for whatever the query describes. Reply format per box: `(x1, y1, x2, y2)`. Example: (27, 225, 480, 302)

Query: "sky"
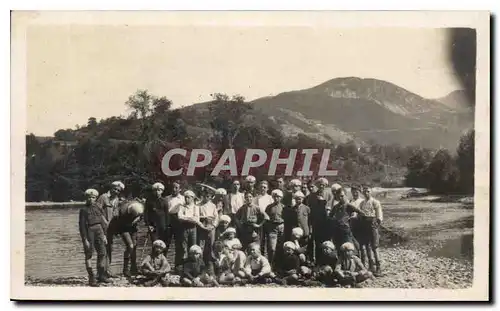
(26, 26, 464, 136)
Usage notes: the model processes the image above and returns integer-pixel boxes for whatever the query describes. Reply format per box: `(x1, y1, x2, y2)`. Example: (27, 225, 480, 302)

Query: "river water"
(25, 205, 157, 279)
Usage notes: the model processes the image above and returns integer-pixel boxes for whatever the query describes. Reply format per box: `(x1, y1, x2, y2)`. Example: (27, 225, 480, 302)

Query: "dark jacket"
(283, 203, 312, 238)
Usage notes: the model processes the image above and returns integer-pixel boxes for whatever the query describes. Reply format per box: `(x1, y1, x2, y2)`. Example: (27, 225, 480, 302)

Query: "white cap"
(271, 189, 284, 198)
(245, 175, 256, 182)
(331, 183, 342, 191)
(341, 242, 356, 251)
(283, 241, 297, 250)
(152, 182, 165, 190)
(183, 190, 196, 198)
(223, 227, 237, 235)
(215, 188, 227, 196)
(111, 181, 125, 190)
(127, 201, 145, 216)
(189, 245, 202, 254)
(84, 189, 99, 197)
(293, 191, 305, 198)
(152, 240, 166, 249)
(292, 227, 304, 237)
(220, 215, 231, 223)
(322, 241, 336, 250)
(316, 178, 329, 186)
(290, 179, 302, 186)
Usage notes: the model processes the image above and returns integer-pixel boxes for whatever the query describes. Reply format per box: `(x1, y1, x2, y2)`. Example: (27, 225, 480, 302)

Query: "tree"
(126, 89, 154, 119)
(405, 148, 431, 188)
(87, 117, 98, 128)
(456, 129, 474, 194)
(427, 149, 457, 194)
(54, 129, 76, 141)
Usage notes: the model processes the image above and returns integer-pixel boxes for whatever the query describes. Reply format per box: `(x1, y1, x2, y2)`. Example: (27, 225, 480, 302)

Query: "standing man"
(328, 188, 356, 252)
(349, 184, 365, 263)
(244, 175, 257, 195)
(253, 180, 274, 254)
(144, 183, 169, 251)
(177, 190, 200, 263)
(97, 181, 124, 223)
(283, 191, 311, 244)
(106, 200, 145, 277)
(275, 177, 286, 192)
(234, 191, 269, 250)
(198, 187, 219, 264)
(283, 179, 302, 208)
(264, 189, 285, 268)
(358, 185, 383, 276)
(309, 178, 331, 264)
(227, 180, 244, 221)
(165, 181, 185, 268)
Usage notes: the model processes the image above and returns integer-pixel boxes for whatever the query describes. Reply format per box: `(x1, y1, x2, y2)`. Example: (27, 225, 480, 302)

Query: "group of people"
(78, 176, 384, 287)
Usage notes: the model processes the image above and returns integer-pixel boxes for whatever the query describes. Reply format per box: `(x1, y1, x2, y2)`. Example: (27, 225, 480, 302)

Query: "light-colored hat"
(215, 188, 227, 196)
(322, 241, 336, 250)
(219, 215, 231, 224)
(84, 189, 99, 197)
(331, 183, 342, 191)
(127, 201, 145, 216)
(189, 245, 202, 254)
(293, 191, 305, 198)
(231, 239, 242, 250)
(271, 189, 284, 198)
(292, 227, 304, 237)
(316, 178, 329, 186)
(340, 242, 356, 251)
(290, 179, 302, 186)
(223, 227, 237, 235)
(152, 182, 165, 190)
(152, 240, 166, 249)
(245, 175, 256, 182)
(283, 241, 297, 250)
(183, 190, 196, 198)
(111, 181, 125, 190)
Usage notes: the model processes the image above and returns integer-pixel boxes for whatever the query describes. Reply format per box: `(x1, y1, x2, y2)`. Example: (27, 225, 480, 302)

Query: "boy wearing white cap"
(96, 181, 124, 223)
(177, 190, 201, 263)
(106, 200, 145, 277)
(328, 188, 356, 252)
(181, 245, 218, 287)
(244, 175, 257, 195)
(283, 179, 302, 208)
(197, 187, 219, 264)
(140, 239, 172, 287)
(164, 181, 185, 267)
(79, 189, 110, 286)
(283, 191, 311, 244)
(215, 215, 232, 241)
(334, 242, 373, 286)
(277, 241, 301, 285)
(144, 183, 169, 252)
(264, 189, 286, 268)
(314, 241, 340, 286)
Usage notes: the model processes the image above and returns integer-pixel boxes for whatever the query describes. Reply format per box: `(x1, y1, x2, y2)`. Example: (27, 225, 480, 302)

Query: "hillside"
(248, 77, 474, 150)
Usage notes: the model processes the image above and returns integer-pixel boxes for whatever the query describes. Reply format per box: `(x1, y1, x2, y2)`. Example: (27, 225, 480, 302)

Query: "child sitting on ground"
(140, 240, 172, 287)
(221, 227, 242, 250)
(277, 241, 301, 285)
(314, 241, 340, 286)
(181, 245, 219, 287)
(210, 241, 235, 285)
(242, 242, 275, 284)
(290, 227, 311, 267)
(334, 242, 373, 287)
(215, 215, 232, 241)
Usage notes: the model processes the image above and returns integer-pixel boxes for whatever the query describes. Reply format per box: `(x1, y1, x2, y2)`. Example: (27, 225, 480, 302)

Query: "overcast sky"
(27, 26, 463, 136)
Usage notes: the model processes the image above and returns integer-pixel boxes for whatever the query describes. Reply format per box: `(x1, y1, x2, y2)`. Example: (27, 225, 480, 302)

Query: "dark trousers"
(312, 225, 328, 264)
(265, 224, 284, 268)
(181, 225, 197, 260)
(106, 220, 138, 274)
(165, 214, 184, 266)
(84, 225, 107, 270)
(197, 227, 215, 264)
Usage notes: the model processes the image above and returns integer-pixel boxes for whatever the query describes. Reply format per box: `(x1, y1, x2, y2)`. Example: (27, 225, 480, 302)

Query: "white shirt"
(350, 197, 364, 209)
(359, 197, 383, 221)
(253, 193, 274, 213)
(199, 201, 219, 226)
(166, 194, 185, 214)
(178, 203, 200, 222)
(228, 192, 245, 214)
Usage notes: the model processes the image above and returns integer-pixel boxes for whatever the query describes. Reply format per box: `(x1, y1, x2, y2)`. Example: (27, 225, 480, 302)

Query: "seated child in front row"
(278, 241, 312, 285)
(334, 242, 373, 287)
(290, 227, 312, 270)
(221, 227, 242, 250)
(140, 240, 171, 287)
(181, 245, 219, 287)
(242, 243, 275, 284)
(211, 241, 236, 285)
(314, 241, 340, 286)
(215, 215, 232, 241)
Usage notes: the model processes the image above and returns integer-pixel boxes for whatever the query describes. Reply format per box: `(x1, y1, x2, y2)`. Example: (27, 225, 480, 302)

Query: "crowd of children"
(78, 176, 383, 287)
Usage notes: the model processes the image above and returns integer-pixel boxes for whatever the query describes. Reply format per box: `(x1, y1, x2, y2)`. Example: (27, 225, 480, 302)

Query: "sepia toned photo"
(11, 11, 490, 301)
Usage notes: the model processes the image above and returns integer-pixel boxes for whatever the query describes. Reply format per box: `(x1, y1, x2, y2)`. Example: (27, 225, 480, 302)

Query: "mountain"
(436, 90, 474, 112)
(246, 77, 474, 150)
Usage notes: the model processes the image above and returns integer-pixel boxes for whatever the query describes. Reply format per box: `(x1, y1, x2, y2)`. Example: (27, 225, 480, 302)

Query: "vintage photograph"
(11, 11, 490, 301)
